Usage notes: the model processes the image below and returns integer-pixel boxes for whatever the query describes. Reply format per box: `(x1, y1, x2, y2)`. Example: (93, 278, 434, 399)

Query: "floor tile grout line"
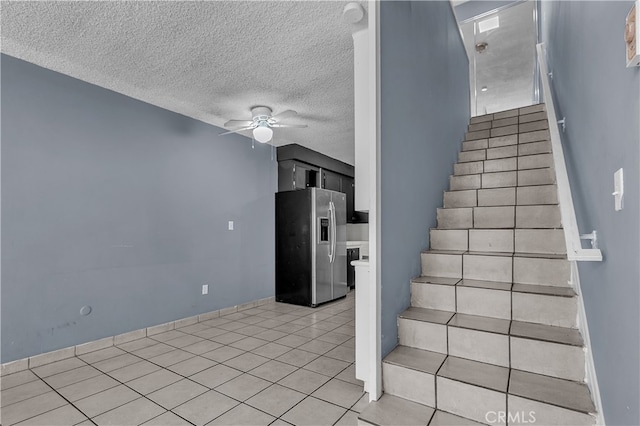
(5, 297, 356, 426)
(26, 362, 99, 426)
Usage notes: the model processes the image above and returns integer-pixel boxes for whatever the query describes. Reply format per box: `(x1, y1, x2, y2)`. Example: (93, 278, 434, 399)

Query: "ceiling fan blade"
(219, 126, 253, 136)
(271, 124, 308, 129)
(271, 110, 298, 121)
(223, 119, 253, 128)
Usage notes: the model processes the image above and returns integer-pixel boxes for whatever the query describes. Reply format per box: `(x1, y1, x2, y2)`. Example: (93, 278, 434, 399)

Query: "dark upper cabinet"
(276, 145, 367, 224)
(322, 170, 343, 192)
(278, 160, 319, 192)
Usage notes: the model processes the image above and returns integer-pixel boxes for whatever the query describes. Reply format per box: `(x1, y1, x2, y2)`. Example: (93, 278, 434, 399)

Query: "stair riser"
(382, 363, 436, 406)
(430, 229, 468, 251)
(492, 116, 518, 128)
(516, 205, 561, 228)
(515, 229, 566, 255)
(457, 287, 511, 320)
(470, 114, 493, 124)
(487, 145, 518, 160)
(519, 111, 547, 123)
(514, 257, 570, 287)
(508, 396, 595, 426)
(518, 153, 553, 170)
(411, 282, 456, 311)
(474, 206, 515, 228)
(484, 158, 517, 173)
(454, 161, 483, 176)
(462, 139, 489, 151)
(512, 293, 578, 328)
(482, 172, 517, 189)
(478, 188, 516, 206)
(450, 174, 481, 190)
(519, 140, 551, 156)
(398, 318, 447, 354)
(518, 168, 556, 186)
(494, 109, 518, 120)
(437, 208, 473, 229)
(469, 229, 514, 252)
(489, 134, 518, 148)
(421, 253, 462, 278)
(516, 185, 558, 205)
(458, 150, 486, 163)
(449, 171, 557, 191)
(511, 338, 585, 382)
(468, 121, 492, 132)
(437, 377, 507, 425)
(491, 125, 519, 138)
(520, 104, 546, 115)
(448, 326, 510, 367)
(443, 190, 477, 208)
(519, 129, 550, 144)
(463, 254, 512, 283)
(519, 120, 549, 133)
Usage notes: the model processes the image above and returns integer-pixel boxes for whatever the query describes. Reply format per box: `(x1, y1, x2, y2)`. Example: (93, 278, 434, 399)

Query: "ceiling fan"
(220, 106, 308, 143)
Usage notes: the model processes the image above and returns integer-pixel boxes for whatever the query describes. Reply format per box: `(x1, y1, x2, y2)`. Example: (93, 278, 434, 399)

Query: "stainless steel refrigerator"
(276, 188, 347, 307)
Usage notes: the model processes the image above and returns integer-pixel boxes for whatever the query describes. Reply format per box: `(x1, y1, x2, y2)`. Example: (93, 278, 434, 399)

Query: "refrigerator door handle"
(327, 202, 334, 260)
(330, 201, 337, 264)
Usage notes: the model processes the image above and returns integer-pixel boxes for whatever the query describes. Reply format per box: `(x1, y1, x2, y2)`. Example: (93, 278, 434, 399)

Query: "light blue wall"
(1, 55, 277, 363)
(540, 2, 640, 425)
(380, 1, 470, 356)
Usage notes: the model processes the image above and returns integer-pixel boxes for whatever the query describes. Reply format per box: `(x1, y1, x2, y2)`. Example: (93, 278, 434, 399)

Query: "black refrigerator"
(276, 188, 348, 307)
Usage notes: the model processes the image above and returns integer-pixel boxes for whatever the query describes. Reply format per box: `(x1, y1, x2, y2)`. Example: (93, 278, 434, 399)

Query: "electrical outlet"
(202, 284, 209, 295)
(228, 221, 234, 231)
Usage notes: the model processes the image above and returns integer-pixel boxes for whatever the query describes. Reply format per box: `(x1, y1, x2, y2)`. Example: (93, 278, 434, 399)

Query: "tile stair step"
(421, 249, 570, 284)
(469, 114, 493, 124)
(517, 185, 558, 205)
(489, 134, 518, 148)
(443, 190, 477, 208)
(491, 116, 519, 128)
(372, 352, 594, 425)
(448, 170, 557, 190)
(437, 205, 562, 229)
(429, 410, 484, 426)
(410, 277, 577, 326)
(397, 305, 585, 380)
(398, 307, 453, 354)
(429, 229, 468, 251)
(382, 345, 446, 405)
(468, 121, 492, 132)
(461, 139, 488, 151)
(436, 208, 473, 229)
(519, 129, 551, 144)
(435, 356, 595, 425)
(358, 394, 435, 426)
(493, 108, 519, 119)
(444, 186, 556, 208)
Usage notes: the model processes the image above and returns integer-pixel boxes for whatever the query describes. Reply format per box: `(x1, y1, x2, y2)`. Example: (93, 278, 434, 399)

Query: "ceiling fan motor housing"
(251, 106, 273, 123)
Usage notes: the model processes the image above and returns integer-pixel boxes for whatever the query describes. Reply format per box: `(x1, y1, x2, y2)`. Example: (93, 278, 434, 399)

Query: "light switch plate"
(202, 284, 209, 295)
(614, 168, 624, 211)
(228, 221, 234, 231)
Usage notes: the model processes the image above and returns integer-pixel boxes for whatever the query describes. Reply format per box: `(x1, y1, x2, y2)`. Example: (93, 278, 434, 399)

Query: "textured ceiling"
(1, 1, 357, 164)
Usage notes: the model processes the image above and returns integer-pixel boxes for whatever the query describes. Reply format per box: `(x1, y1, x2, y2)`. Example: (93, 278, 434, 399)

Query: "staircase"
(358, 104, 597, 426)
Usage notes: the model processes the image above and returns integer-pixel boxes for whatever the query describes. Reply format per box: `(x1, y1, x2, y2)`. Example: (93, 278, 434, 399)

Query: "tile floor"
(1, 292, 365, 426)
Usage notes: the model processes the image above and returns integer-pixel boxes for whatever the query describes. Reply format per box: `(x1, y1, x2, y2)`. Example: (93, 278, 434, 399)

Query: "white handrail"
(537, 43, 602, 262)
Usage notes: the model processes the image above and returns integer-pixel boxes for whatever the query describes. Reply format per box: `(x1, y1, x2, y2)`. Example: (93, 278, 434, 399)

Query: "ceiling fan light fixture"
(253, 123, 273, 143)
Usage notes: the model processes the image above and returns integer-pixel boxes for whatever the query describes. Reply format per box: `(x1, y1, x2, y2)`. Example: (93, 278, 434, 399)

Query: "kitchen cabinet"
(321, 169, 343, 192)
(276, 145, 367, 223)
(278, 160, 318, 192)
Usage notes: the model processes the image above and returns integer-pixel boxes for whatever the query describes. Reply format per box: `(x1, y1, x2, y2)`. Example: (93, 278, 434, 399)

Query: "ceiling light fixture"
(478, 16, 500, 33)
(253, 122, 273, 143)
(481, 86, 488, 92)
